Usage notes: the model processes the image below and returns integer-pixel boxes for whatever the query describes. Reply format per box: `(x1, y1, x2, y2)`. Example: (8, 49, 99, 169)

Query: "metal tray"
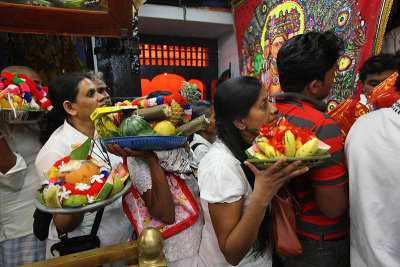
(0, 108, 46, 124)
(247, 154, 331, 170)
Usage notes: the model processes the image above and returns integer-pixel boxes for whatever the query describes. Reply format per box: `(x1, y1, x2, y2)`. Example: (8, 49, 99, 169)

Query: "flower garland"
(0, 72, 52, 111)
(130, 93, 192, 125)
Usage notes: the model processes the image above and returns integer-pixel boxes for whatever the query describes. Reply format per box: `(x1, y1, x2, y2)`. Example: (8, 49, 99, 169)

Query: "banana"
(256, 137, 269, 152)
(94, 118, 108, 139)
(295, 137, 303, 150)
(263, 144, 277, 158)
(283, 130, 296, 157)
(255, 152, 268, 159)
(256, 136, 282, 158)
(101, 115, 119, 132)
(295, 138, 318, 157)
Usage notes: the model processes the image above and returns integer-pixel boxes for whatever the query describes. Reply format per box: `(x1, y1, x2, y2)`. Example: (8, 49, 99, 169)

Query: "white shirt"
(345, 100, 400, 267)
(381, 26, 400, 54)
(35, 120, 132, 256)
(190, 133, 212, 165)
(198, 140, 272, 267)
(0, 123, 42, 242)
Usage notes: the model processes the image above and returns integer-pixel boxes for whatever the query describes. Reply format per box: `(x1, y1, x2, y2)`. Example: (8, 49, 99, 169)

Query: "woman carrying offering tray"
(35, 72, 132, 262)
(106, 91, 203, 267)
(197, 76, 309, 266)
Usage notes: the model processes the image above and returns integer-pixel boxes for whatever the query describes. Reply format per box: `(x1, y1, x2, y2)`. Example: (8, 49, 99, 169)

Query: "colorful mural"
(0, 0, 107, 11)
(0, 33, 88, 85)
(233, 0, 392, 104)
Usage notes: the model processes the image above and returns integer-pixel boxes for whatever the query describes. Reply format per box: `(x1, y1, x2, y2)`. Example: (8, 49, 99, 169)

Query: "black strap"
(191, 142, 206, 151)
(57, 207, 105, 241)
(90, 207, 104, 236)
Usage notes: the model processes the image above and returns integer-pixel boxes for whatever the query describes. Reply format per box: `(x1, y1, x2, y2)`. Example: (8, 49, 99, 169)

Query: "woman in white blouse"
(35, 73, 132, 263)
(197, 76, 309, 266)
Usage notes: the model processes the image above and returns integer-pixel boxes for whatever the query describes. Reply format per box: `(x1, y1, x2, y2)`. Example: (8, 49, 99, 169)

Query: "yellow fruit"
(154, 121, 176, 135)
(94, 118, 108, 138)
(255, 152, 268, 159)
(0, 98, 11, 108)
(168, 100, 184, 126)
(256, 137, 269, 152)
(13, 95, 22, 104)
(256, 137, 281, 158)
(283, 130, 296, 157)
(295, 137, 303, 150)
(101, 115, 119, 132)
(295, 138, 318, 157)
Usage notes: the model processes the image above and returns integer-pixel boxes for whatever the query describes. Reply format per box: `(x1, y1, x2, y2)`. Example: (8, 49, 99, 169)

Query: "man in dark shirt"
(274, 31, 349, 266)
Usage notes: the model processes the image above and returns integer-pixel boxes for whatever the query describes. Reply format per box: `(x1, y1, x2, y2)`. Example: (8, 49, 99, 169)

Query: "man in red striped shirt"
(274, 31, 349, 266)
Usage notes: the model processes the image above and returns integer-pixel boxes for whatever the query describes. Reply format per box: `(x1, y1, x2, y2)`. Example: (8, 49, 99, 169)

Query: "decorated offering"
(92, 91, 209, 150)
(0, 72, 52, 122)
(34, 137, 131, 214)
(246, 117, 331, 169)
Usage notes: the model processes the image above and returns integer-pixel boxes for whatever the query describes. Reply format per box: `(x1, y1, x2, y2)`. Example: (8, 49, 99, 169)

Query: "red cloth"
(327, 98, 370, 145)
(366, 71, 400, 110)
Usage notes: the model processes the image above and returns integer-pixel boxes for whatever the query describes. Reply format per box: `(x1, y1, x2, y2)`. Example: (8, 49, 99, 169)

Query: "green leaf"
(248, 127, 259, 133)
(69, 137, 92, 160)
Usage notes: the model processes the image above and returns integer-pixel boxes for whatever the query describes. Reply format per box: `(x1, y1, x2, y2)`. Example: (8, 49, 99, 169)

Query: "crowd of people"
(0, 30, 399, 267)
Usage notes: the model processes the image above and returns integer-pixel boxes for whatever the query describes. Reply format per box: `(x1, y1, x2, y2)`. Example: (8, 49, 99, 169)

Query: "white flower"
(87, 194, 95, 204)
(99, 166, 109, 172)
(75, 183, 91, 191)
(58, 186, 72, 200)
(91, 174, 104, 184)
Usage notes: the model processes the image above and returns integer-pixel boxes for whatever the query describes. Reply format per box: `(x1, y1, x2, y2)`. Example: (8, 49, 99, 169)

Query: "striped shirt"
(275, 93, 349, 240)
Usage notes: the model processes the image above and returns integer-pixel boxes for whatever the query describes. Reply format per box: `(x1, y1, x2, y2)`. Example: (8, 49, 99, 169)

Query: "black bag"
(50, 208, 104, 256)
(33, 209, 53, 241)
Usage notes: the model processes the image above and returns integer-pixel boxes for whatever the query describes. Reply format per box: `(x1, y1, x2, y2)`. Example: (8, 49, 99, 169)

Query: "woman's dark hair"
(277, 31, 344, 93)
(39, 72, 89, 144)
(394, 50, 400, 92)
(147, 90, 172, 98)
(214, 76, 270, 256)
(191, 99, 212, 119)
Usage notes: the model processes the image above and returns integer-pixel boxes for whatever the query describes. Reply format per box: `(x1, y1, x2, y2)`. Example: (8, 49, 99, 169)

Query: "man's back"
(275, 93, 349, 240)
(346, 101, 400, 266)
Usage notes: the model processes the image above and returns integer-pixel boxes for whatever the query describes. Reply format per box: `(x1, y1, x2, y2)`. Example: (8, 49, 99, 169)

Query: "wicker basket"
(247, 154, 331, 170)
(101, 135, 187, 151)
(0, 108, 46, 124)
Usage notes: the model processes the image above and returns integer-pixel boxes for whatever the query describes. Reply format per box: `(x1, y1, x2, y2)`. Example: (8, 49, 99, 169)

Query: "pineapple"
(168, 99, 184, 126)
(180, 81, 201, 106)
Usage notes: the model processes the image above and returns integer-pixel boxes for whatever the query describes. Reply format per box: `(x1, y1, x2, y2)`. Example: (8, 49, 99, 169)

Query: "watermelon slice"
(115, 163, 129, 182)
(62, 195, 88, 208)
(245, 143, 264, 159)
(43, 185, 62, 208)
(110, 175, 124, 197)
(94, 171, 115, 202)
(314, 140, 331, 156)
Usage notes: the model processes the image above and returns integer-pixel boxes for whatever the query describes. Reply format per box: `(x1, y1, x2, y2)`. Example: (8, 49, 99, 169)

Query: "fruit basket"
(34, 179, 132, 215)
(102, 135, 187, 151)
(34, 137, 132, 214)
(0, 71, 52, 124)
(0, 108, 46, 123)
(247, 154, 331, 170)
